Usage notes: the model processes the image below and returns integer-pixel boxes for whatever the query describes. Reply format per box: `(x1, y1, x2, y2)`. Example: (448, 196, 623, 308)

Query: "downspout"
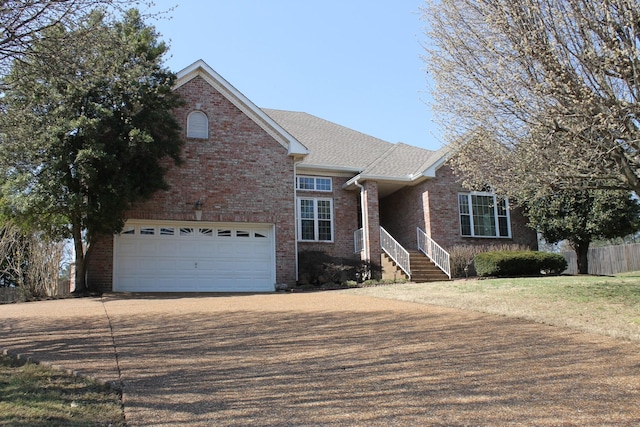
(293, 159, 303, 282)
(354, 179, 369, 263)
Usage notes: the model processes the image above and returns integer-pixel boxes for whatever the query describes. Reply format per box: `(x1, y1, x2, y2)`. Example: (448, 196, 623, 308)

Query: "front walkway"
(1, 292, 639, 426)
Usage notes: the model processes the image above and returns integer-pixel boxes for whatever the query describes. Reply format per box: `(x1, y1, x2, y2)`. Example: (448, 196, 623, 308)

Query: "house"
(86, 60, 537, 293)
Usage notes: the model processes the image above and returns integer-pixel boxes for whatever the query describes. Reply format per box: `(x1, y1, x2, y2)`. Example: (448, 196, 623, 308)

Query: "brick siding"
(87, 76, 298, 292)
(296, 175, 360, 259)
(380, 163, 538, 252)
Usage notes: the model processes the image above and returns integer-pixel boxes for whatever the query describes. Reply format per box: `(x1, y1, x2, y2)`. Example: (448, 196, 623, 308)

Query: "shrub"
(449, 244, 531, 278)
(297, 251, 381, 285)
(474, 251, 568, 277)
(449, 245, 485, 278)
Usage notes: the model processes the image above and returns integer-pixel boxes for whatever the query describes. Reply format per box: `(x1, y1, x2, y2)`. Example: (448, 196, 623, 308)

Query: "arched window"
(187, 111, 208, 139)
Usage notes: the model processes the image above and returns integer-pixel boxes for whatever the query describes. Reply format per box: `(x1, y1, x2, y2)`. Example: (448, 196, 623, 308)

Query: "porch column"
(362, 181, 381, 267)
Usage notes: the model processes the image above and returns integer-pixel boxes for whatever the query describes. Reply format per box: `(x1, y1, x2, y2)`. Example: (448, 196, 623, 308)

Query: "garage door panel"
(114, 222, 275, 292)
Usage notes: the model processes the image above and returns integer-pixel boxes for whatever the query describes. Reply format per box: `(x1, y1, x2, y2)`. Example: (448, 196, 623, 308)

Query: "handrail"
(417, 227, 451, 279)
(380, 227, 411, 277)
(353, 228, 364, 253)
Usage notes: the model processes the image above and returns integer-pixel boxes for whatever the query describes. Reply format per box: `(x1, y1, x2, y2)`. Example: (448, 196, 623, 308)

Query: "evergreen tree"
(0, 9, 183, 292)
(524, 190, 640, 274)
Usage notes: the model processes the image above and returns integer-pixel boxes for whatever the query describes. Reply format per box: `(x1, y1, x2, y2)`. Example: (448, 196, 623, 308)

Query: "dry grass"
(2, 293, 640, 425)
(343, 272, 640, 342)
(0, 354, 125, 426)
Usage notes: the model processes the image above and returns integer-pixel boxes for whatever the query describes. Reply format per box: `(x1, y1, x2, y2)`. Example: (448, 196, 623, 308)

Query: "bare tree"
(422, 0, 640, 197)
(0, 222, 64, 300)
(0, 0, 154, 74)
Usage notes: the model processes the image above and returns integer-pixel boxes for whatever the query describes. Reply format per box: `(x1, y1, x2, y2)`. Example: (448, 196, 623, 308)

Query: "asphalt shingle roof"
(262, 109, 393, 171)
(262, 108, 448, 180)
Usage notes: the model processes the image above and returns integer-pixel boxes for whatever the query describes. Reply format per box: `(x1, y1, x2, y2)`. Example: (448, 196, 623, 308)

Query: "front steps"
(381, 251, 450, 283)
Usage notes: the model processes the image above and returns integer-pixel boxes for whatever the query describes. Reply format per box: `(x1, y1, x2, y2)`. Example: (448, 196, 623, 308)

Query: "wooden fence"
(562, 243, 640, 275)
(0, 280, 71, 304)
(0, 287, 19, 303)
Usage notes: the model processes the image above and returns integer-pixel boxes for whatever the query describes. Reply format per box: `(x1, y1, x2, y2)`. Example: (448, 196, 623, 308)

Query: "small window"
(296, 176, 332, 192)
(187, 111, 209, 139)
(316, 178, 332, 191)
(140, 227, 155, 235)
(199, 228, 213, 236)
(255, 232, 267, 238)
(121, 226, 135, 235)
(217, 229, 232, 237)
(236, 230, 250, 238)
(160, 227, 175, 236)
(297, 177, 315, 190)
(179, 227, 194, 236)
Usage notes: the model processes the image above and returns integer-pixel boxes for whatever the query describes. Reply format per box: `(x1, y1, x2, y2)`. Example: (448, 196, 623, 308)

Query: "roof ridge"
(263, 108, 394, 146)
(361, 143, 404, 175)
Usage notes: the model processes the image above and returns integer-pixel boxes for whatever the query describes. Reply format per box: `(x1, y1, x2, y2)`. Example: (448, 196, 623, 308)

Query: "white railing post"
(380, 227, 411, 278)
(417, 228, 451, 279)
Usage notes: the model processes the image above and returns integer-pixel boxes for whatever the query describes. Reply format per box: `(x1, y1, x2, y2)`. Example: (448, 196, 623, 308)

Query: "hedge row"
(474, 251, 567, 277)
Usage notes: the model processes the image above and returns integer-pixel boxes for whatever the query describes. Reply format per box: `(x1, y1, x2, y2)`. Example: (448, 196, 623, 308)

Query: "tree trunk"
(573, 241, 590, 275)
(72, 220, 86, 293)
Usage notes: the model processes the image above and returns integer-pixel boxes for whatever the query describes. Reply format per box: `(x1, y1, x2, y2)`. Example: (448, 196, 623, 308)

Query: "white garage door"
(113, 221, 276, 292)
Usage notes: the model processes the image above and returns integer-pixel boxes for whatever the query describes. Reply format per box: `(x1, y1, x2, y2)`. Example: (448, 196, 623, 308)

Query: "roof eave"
(420, 153, 449, 178)
(343, 173, 419, 190)
(298, 163, 364, 174)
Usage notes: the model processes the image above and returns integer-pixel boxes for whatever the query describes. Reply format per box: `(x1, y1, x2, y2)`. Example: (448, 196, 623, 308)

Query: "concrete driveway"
(1, 292, 639, 426)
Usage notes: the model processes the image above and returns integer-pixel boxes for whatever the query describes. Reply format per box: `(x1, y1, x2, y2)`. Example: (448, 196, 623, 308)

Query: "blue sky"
(147, 1, 443, 151)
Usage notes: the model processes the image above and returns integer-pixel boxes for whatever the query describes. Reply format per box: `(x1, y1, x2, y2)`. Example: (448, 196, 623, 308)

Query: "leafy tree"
(421, 0, 640, 196)
(0, 9, 183, 292)
(524, 189, 640, 274)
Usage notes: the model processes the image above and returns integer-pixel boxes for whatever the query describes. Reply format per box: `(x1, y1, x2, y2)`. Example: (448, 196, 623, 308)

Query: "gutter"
(293, 158, 303, 283)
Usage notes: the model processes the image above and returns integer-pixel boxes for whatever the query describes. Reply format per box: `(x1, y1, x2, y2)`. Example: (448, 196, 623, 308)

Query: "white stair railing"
(417, 227, 451, 279)
(353, 228, 364, 253)
(380, 227, 411, 277)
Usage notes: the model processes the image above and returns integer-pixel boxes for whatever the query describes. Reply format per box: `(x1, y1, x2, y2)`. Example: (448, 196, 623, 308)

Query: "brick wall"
(87, 75, 298, 291)
(380, 183, 427, 249)
(425, 165, 538, 251)
(296, 175, 360, 259)
(363, 181, 381, 264)
(380, 164, 538, 252)
(86, 235, 114, 293)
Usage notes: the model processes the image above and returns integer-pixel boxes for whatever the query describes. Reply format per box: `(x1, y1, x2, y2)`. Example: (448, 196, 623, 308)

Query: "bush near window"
(298, 251, 381, 285)
(449, 244, 530, 278)
(474, 251, 567, 277)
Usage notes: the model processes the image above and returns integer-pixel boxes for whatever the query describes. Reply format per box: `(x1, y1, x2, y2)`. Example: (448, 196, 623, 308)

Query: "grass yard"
(343, 272, 640, 342)
(0, 354, 125, 427)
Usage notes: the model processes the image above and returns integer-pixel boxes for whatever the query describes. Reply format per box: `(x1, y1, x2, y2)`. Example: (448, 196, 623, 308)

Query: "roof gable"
(362, 144, 451, 179)
(175, 60, 308, 156)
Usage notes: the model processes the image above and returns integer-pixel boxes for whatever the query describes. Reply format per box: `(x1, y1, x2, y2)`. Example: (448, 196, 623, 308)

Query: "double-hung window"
(298, 198, 333, 242)
(458, 192, 510, 238)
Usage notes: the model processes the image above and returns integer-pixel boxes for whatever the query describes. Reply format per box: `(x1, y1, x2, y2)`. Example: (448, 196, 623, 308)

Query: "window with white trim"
(298, 198, 333, 241)
(296, 176, 332, 192)
(186, 111, 208, 139)
(458, 192, 511, 238)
